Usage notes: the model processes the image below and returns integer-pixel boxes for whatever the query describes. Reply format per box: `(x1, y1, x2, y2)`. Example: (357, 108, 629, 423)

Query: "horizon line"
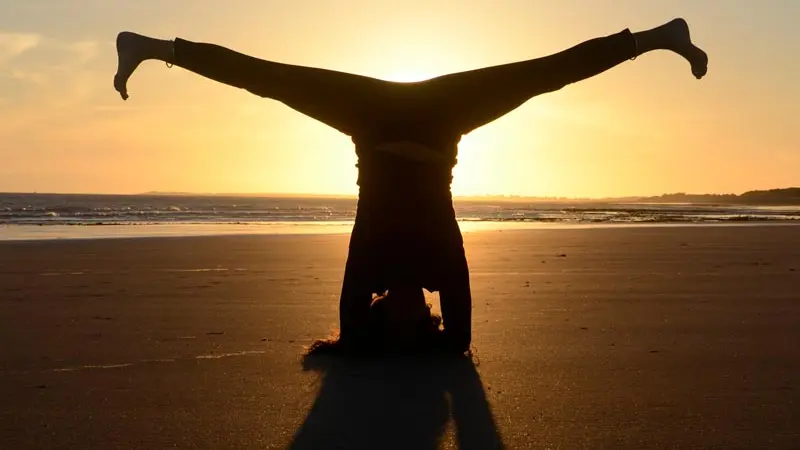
(1, 187, 798, 201)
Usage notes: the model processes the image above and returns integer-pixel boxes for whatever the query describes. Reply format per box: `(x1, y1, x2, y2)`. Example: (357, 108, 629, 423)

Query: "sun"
(381, 70, 439, 83)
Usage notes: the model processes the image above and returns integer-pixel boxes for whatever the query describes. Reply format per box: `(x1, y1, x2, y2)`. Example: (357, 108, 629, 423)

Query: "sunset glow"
(1, 1, 798, 198)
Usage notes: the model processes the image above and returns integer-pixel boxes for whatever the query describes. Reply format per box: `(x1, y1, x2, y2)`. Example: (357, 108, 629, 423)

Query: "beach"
(1, 225, 798, 449)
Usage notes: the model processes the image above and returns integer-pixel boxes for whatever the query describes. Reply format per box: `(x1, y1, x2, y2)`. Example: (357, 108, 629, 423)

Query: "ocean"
(2, 193, 799, 240)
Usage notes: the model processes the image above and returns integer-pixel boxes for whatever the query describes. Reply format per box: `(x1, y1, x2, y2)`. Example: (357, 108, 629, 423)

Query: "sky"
(0, 0, 798, 198)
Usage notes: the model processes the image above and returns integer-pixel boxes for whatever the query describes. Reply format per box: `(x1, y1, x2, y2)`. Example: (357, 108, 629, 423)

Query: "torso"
(353, 136, 459, 228)
(348, 135, 466, 292)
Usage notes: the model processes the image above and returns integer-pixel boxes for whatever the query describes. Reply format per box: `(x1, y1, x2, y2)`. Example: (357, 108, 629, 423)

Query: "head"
(368, 288, 442, 351)
(305, 288, 444, 357)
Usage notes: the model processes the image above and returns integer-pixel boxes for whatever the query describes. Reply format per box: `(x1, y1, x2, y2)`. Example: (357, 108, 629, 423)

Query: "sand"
(1, 225, 798, 449)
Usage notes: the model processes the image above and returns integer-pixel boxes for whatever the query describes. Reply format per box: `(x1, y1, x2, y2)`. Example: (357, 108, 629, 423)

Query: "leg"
(114, 33, 400, 136)
(419, 19, 707, 135)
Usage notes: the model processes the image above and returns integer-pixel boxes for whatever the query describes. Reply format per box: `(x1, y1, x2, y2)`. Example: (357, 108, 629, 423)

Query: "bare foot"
(114, 32, 160, 100)
(664, 18, 708, 79)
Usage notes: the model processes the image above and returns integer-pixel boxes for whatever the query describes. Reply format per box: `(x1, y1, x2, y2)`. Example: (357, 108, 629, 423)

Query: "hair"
(306, 290, 445, 356)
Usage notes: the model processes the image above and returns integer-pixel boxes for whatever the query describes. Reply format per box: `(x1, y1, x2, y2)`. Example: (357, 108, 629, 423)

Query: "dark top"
(347, 134, 466, 294)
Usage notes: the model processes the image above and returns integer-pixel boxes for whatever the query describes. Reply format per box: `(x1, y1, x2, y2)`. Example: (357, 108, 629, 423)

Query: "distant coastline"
(3, 190, 798, 230)
(2, 188, 799, 206)
(137, 187, 800, 205)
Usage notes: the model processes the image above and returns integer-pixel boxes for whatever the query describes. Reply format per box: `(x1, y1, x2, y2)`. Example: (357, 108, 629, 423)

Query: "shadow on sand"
(289, 353, 504, 450)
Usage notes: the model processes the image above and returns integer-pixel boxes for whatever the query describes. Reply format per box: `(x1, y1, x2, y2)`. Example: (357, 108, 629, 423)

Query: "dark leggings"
(172, 30, 637, 350)
(173, 29, 637, 138)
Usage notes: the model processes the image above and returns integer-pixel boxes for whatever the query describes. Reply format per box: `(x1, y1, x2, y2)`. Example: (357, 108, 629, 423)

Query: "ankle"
(631, 28, 664, 55)
(150, 38, 176, 64)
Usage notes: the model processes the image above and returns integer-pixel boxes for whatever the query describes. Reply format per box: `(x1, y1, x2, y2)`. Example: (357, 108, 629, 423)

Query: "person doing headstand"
(114, 18, 707, 354)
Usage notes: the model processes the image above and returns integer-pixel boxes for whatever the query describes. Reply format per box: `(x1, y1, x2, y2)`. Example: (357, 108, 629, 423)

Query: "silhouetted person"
(114, 18, 707, 353)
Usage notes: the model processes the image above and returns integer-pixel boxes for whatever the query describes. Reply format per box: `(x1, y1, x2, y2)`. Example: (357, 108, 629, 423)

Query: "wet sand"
(1, 225, 798, 449)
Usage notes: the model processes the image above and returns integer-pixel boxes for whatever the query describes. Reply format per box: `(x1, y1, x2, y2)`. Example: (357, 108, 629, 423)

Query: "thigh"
(417, 31, 636, 136)
(416, 59, 549, 136)
(174, 39, 409, 136)
(265, 63, 410, 136)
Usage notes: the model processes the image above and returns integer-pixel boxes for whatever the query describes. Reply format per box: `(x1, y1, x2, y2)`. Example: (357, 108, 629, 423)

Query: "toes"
(694, 66, 707, 79)
(692, 49, 708, 79)
(113, 74, 129, 100)
(692, 61, 707, 78)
